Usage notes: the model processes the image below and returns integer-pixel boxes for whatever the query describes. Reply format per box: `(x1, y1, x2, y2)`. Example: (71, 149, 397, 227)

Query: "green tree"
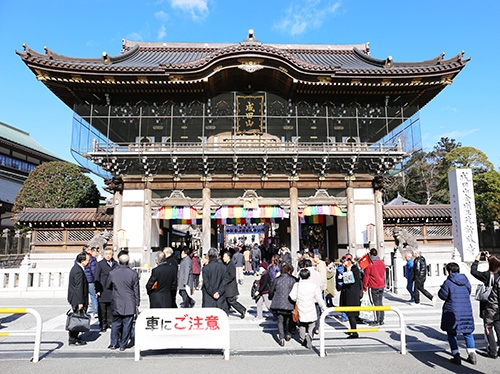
(12, 161, 100, 214)
(473, 170, 500, 227)
(445, 146, 494, 175)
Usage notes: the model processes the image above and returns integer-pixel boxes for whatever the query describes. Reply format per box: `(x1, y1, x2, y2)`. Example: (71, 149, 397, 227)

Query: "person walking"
(411, 249, 437, 306)
(476, 254, 500, 359)
(253, 262, 272, 321)
(289, 268, 327, 349)
(362, 248, 386, 326)
(222, 249, 246, 318)
(201, 248, 227, 310)
(438, 262, 476, 366)
(146, 251, 178, 308)
(191, 251, 201, 290)
(250, 244, 262, 274)
(269, 263, 297, 346)
(178, 247, 195, 308)
(405, 252, 415, 302)
(67, 251, 90, 346)
(94, 248, 117, 332)
(106, 251, 140, 351)
(232, 247, 245, 285)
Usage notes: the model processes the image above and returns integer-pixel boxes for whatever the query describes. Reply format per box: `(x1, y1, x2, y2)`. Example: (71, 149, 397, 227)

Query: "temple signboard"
(236, 95, 264, 135)
(448, 168, 479, 262)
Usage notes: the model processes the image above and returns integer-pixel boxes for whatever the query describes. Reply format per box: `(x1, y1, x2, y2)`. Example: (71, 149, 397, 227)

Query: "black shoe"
(450, 353, 461, 365)
(368, 321, 379, 326)
(347, 332, 359, 339)
(100, 327, 107, 332)
(285, 334, 291, 341)
(379, 321, 384, 326)
(313, 328, 319, 335)
(108, 345, 118, 350)
(119, 347, 126, 352)
(69, 340, 87, 346)
(279, 339, 285, 347)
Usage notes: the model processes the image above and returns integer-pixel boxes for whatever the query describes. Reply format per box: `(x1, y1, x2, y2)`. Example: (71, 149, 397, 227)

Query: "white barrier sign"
(134, 307, 230, 361)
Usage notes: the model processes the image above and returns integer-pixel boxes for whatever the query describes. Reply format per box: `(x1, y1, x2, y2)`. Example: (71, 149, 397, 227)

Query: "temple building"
(17, 30, 469, 265)
(0, 121, 63, 230)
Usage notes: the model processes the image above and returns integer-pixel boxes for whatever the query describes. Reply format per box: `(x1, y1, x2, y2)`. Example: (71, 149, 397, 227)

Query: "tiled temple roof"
(15, 207, 113, 226)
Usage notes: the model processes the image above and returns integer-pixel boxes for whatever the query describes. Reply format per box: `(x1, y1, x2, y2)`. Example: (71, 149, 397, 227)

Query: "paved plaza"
(1, 275, 498, 374)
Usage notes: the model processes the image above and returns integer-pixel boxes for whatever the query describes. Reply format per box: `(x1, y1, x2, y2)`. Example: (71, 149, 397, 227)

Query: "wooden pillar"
(346, 183, 356, 254)
(374, 188, 385, 259)
(113, 191, 123, 253)
(202, 187, 211, 255)
(289, 186, 299, 266)
(143, 186, 152, 265)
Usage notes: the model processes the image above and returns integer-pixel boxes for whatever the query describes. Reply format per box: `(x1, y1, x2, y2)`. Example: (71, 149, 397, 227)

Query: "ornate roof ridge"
(121, 38, 369, 53)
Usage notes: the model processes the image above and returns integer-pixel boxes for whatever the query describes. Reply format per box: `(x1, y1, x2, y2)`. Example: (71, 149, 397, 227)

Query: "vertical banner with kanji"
(236, 95, 264, 135)
(449, 168, 479, 262)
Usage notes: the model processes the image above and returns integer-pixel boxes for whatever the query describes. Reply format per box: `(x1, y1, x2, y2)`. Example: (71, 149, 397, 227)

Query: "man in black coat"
(411, 249, 436, 306)
(67, 251, 90, 345)
(146, 251, 178, 308)
(94, 248, 118, 332)
(222, 250, 246, 318)
(202, 248, 227, 310)
(106, 251, 140, 351)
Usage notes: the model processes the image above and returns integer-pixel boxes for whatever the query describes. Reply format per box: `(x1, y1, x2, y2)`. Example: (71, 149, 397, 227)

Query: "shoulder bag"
(475, 274, 494, 302)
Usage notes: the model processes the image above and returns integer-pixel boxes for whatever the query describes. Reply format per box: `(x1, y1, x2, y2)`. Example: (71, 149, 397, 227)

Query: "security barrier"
(0, 307, 43, 362)
(319, 305, 406, 357)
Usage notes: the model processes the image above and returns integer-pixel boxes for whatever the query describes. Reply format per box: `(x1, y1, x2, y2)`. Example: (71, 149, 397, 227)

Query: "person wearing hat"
(254, 261, 272, 321)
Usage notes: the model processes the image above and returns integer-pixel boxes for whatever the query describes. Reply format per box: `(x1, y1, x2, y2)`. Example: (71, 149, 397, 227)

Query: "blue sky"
(1, 0, 498, 194)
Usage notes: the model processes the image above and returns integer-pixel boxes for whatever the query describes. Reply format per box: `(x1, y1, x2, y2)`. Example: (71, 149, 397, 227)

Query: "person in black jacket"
(269, 262, 297, 346)
(339, 254, 362, 339)
(146, 251, 178, 308)
(94, 248, 118, 332)
(202, 248, 227, 310)
(254, 262, 272, 321)
(222, 250, 246, 318)
(411, 250, 436, 306)
(67, 251, 90, 345)
(473, 253, 500, 359)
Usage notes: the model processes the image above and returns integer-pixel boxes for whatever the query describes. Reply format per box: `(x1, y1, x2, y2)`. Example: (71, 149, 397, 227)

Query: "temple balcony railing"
(85, 139, 404, 158)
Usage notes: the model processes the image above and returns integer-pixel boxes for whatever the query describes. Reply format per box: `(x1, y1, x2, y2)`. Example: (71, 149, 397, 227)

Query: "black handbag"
(65, 310, 91, 332)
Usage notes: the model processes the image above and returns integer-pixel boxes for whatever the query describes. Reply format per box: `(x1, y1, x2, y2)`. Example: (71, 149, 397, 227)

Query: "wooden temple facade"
(17, 30, 469, 265)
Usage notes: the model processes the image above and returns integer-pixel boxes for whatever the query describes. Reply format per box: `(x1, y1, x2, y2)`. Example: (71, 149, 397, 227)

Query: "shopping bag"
(359, 293, 374, 321)
(358, 253, 372, 270)
(292, 303, 299, 323)
(65, 310, 91, 332)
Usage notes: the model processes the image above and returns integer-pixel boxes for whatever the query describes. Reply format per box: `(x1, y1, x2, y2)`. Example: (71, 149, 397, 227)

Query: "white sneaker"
(432, 295, 437, 307)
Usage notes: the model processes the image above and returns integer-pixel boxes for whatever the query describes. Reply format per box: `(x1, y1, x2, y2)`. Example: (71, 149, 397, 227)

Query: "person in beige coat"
(289, 268, 327, 349)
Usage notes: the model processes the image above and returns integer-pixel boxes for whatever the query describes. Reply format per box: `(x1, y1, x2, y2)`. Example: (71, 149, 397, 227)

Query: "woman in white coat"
(289, 268, 327, 349)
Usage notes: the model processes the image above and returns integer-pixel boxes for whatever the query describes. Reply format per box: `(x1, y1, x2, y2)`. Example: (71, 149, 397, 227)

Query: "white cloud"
(169, 0, 209, 20)
(155, 10, 170, 22)
(439, 129, 479, 139)
(158, 25, 167, 40)
(274, 0, 342, 36)
(127, 32, 144, 42)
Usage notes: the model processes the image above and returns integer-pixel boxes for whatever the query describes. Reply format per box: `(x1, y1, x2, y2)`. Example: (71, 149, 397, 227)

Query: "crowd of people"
(66, 243, 500, 366)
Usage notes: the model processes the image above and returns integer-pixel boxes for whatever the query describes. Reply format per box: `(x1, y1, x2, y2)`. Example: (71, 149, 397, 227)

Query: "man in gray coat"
(106, 251, 140, 351)
(178, 247, 194, 308)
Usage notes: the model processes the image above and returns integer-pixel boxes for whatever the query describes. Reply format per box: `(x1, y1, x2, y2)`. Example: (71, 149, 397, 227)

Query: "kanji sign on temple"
(17, 30, 469, 264)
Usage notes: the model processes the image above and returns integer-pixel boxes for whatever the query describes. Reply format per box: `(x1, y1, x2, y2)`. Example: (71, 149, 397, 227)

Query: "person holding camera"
(471, 251, 500, 359)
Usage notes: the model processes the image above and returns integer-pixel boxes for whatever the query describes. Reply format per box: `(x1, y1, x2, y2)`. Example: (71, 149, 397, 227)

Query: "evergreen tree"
(12, 161, 101, 214)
